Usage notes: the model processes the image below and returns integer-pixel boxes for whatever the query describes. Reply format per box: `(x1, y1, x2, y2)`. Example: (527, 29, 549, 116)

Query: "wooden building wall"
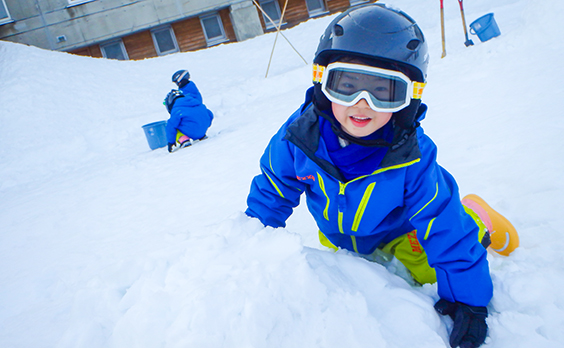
(172, 16, 208, 53)
(69, 1, 357, 60)
(123, 31, 158, 60)
(71, 45, 103, 58)
(255, 0, 353, 32)
(281, 0, 310, 27)
(218, 8, 237, 42)
(327, 0, 352, 13)
(70, 8, 236, 60)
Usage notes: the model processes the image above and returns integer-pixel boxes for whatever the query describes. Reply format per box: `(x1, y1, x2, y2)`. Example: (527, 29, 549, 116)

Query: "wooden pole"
(440, 0, 447, 58)
(252, 0, 308, 69)
(257, 0, 289, 78)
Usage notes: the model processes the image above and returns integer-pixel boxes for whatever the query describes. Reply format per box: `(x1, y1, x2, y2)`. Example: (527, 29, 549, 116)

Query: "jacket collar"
(284, 103, 424, 181)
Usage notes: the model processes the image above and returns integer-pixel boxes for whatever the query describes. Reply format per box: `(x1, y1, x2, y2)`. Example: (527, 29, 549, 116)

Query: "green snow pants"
(318, 206, 489, 285)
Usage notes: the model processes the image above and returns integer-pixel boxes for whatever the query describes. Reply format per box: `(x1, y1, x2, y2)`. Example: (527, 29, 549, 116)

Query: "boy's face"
(331, 99, 393, 138)
(326, 57, 399, 137)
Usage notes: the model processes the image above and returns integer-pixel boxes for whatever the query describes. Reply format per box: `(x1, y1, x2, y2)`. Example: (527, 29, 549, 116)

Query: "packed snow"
(1, 0, 563, 347)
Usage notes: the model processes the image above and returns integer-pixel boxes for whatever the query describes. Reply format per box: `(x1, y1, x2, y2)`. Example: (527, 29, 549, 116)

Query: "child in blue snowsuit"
(245, 4, 518, 348)
(164, 70, 213, 152)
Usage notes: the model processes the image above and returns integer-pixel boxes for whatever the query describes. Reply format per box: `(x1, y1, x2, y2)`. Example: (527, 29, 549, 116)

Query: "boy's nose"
(355, 98, 371, 108)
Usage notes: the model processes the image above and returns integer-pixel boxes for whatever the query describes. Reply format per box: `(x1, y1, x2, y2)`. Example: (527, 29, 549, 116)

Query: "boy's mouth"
(349, 115, 371, 127)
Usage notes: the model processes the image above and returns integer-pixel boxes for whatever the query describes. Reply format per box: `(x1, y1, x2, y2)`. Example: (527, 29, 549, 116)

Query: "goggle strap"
(312, 64, 325, 83)
(412, 82, 426, 99)
(314, 63, 427, 106)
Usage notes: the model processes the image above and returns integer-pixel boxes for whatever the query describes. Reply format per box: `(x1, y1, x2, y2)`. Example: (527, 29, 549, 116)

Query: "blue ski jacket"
(166, 81, 213, 143)
(246, 89, 493, 307)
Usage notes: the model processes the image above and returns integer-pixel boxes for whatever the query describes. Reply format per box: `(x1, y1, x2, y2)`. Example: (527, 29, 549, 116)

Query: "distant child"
(245, 4, 519, 348)
(164, 70, 214, 152)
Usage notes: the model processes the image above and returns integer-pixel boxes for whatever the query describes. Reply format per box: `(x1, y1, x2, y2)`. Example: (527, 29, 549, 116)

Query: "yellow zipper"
(323, 159, 420, 235)
(338, 182, 345, 234)
(352, 182, 376, 232)
(317, 172, 330, 220)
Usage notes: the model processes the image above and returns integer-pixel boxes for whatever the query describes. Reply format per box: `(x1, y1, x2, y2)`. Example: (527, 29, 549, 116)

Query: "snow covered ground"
(1, 0, 563, 347)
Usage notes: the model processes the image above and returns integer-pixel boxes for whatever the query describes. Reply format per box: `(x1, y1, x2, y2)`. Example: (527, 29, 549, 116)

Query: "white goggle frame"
(313, 62, 426, 113)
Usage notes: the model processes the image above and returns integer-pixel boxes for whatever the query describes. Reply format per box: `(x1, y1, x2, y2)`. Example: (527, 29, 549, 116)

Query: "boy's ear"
(312, 84, 332, 111)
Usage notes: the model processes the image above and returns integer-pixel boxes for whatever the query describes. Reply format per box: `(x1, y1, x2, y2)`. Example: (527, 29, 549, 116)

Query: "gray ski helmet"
(314, 3, 428, 83)
(172, 69, 190, 88)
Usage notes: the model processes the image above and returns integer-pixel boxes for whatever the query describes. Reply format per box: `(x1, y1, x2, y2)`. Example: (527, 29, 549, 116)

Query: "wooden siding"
(327, 0, 351, 13)
(69, 1, 354, 60)
(172, 17, 208, 52)
(70, 10, 235, 60)
(255, 0, 352, 32)
(70, 45, 102, 58)
(218, 8, 237, 42)
(255, 0, 306, 31)
(281, 0, 310, 26)
(123, 31, 158, 60)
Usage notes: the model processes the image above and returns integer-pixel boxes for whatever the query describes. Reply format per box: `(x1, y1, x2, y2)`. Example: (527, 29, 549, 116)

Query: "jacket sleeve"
(246, 122, 306, 228)
(405, 132, 493, 307)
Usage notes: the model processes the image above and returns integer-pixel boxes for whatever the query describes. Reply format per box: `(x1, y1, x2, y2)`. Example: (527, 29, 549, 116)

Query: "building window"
(0, 0, 13, 25)
(349, 0, 369, 6)
(258, 0, 282, 29)
(305, 0, 327, 17)
(151, 26, 179, 56)
(200, 13, 227, 46)
(67, 0, 96, 7)
(100, 40, 129, 60)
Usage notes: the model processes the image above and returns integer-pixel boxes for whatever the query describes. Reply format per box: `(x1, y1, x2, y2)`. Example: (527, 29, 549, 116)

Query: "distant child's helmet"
(312, 4, 429, 130)
(172, 70, 190, 88)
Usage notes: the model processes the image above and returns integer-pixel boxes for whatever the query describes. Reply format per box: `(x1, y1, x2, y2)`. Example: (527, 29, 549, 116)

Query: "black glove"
(164, 89, 184, 113)
(434, 299, 488, 348)
(167, 143, 177, 153)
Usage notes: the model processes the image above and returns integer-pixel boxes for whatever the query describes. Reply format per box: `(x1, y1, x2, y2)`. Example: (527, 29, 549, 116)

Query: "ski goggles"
(313, 62, 426, 113)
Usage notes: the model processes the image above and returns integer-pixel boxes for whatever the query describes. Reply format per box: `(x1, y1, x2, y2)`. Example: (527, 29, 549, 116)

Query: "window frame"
(258, 0, 283, 30)
(66, 0, 96, 8)
(199, 12, 228, 46)
(100, 39, 129, 61)
(349, 0, 369, 6)
(304, 0, 328, 17)
(0, 0, 13, 25)
(150, 25, 180, 56)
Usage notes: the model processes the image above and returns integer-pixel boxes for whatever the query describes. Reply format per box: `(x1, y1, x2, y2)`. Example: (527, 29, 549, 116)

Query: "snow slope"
(1, 0, 563, 347)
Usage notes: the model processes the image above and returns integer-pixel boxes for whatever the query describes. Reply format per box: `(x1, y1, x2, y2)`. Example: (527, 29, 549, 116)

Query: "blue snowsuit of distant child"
(246, 88, 493, 308)
(166, 81, 213, 144)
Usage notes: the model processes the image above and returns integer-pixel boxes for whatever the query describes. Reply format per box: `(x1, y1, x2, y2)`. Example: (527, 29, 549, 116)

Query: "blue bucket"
(469, 13, 501, 42)
(142, 120, 168, 150)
